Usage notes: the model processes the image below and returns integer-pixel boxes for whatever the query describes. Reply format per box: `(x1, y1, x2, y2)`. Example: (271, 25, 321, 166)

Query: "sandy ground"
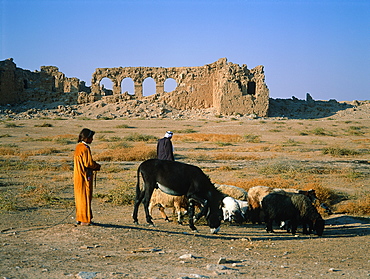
(0, 201, 370, 278)
(1, 202, 369, 279)
(1, 100, 370, 278)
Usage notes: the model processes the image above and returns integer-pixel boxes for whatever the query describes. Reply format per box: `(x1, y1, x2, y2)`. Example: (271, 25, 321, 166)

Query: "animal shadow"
(321, 215, 370, 238)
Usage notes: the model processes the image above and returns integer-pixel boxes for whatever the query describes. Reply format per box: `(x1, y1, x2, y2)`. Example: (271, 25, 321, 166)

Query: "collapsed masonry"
(0, 58, 269, 116)
(0, 58, 89, 105)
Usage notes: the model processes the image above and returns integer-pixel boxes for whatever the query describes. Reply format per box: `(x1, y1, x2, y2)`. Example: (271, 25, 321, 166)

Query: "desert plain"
(0, 100, 369, 278)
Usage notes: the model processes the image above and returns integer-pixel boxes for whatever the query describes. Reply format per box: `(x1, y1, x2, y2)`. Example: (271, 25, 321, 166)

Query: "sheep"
(236, 199, 249, 220)
(247, 186, 318, 224)
(275, 188, 318, 204)
(247, 186, 274, 224)
(222, 196, 245, 224)
(273, 188, 318, 231)
(262, 192, 325, 236)
(149, 188, 189, 224)
(215, 184, 248, 201)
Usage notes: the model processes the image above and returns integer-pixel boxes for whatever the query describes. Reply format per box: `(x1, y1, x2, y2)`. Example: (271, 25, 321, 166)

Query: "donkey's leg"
(187, 199, 198, 231)
(142, 185, 155, 225)
(132, 189, 145, 224)
(194, 200, 208, 221)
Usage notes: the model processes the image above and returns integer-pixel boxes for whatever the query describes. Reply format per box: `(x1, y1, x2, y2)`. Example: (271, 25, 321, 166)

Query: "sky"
(1, 0, 369, 101)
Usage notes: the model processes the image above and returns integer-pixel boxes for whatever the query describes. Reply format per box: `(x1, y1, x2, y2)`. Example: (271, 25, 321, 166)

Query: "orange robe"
(73, 142, 100, 223)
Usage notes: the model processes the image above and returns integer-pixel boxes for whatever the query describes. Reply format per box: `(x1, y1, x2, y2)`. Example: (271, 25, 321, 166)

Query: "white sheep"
(236, 199, 249, 220)
(222, 196, 246, 224)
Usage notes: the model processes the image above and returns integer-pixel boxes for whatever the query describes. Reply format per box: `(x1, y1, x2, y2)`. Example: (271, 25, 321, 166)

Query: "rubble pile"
(0, 97, 369, 121)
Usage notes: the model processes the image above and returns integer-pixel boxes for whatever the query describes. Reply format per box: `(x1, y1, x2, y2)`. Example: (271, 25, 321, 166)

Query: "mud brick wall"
(91, 58, 269, 116)
(1, 58, 269, 116)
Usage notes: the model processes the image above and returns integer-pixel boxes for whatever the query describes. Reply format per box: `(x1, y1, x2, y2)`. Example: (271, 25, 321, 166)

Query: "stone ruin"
(0, 58, 269, 117)
(0, 58, 89, 105)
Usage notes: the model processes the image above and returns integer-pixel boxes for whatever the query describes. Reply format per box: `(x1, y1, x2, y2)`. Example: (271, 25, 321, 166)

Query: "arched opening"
(164, 78, 177, 92)
(121, 77, 135, 95)
(100, 77, 114, 96)
(143, 77, 156, 96)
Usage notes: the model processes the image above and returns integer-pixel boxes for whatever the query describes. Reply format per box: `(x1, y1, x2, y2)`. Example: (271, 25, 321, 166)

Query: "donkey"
(132, 159, 225, 233)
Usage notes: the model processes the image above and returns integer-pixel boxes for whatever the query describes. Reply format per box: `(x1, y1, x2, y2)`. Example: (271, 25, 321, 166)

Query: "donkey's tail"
(136, 165, 143, 196)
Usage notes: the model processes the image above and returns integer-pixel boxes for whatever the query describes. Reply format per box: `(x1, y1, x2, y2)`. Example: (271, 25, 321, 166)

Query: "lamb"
(262, 192, 325, 236)
(215, 184, 248, 201)
(222, 196, 245, 224)
(149, 188, 189, 224)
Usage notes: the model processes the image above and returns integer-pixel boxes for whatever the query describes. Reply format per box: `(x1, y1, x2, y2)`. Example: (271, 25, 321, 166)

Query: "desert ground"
(0, 99, 369, 278)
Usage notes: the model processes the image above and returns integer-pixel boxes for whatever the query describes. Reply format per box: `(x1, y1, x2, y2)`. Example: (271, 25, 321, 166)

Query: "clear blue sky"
(1, 0, 369, 101)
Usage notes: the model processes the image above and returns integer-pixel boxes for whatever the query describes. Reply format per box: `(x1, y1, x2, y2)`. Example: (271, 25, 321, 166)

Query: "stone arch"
(100, 77, 114, 96)
(164, 78, 177, 92)
(143, 77, 156, 96)
(89, 59, 269, 116)
(121, 77, 135, 95)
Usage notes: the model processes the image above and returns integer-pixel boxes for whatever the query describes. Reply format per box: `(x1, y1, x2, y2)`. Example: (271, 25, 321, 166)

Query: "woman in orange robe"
(74, 128, 101, 226)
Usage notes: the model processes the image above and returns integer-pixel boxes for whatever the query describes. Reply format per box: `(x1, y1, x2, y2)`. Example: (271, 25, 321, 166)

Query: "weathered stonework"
(0, 58, 25, 104)
(1, 58, 269, 117)
(0, 59, 87, 105)
(91, 58, 269, 116)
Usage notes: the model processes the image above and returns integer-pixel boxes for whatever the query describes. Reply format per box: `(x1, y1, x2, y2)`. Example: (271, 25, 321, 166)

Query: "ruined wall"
(91, 58, 269, 116)
(214, 64, 269, 116)
(0, 59, 85, 105)
(1, 58, 269, 116)
(0, 59, 24, 104)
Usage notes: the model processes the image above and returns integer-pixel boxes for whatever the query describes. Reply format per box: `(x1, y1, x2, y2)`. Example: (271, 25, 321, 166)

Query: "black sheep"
(262, 192, 325, 236)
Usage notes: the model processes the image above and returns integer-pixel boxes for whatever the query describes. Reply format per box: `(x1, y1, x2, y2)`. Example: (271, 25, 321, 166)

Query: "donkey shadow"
(91, 215, 369, 242)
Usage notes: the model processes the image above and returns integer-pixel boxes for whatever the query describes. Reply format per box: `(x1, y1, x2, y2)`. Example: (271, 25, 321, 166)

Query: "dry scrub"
(0, 118, 369, 217)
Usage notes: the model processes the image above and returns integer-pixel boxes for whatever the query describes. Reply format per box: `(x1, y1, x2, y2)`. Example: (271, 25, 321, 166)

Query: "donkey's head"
(206, 196, 223, 234)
